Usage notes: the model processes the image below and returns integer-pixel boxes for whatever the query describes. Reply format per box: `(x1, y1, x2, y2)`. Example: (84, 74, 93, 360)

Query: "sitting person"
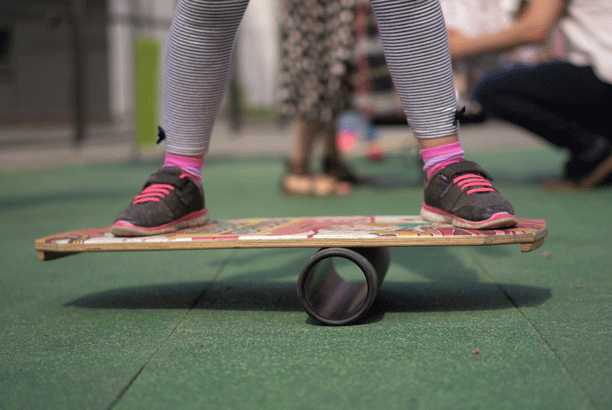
(447, 0, 612, 189)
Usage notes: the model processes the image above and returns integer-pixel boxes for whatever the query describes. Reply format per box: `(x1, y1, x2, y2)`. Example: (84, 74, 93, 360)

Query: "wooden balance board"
(35, 216, 547, 325)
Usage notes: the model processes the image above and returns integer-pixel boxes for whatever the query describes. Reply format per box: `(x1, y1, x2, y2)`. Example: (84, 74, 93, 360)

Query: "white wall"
(107, 0, 280, 126)
(107, 0, 133, 124)
(237, 0, 280, 108)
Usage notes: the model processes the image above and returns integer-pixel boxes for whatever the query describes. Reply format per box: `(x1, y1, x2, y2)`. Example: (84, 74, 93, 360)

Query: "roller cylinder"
(297, 247, 390, 325)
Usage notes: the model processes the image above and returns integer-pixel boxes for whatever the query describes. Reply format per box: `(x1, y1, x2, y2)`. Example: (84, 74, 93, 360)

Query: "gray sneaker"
(111, 166, 210, 236)
(421, 159, 517, 229)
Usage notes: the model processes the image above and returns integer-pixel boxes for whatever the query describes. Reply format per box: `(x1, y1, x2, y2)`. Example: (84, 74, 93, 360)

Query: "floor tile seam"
(466, 249, 598, 408)
(497, 288, 598, 408)
(106, 310, 195, 408)
(106, 249, 238, 409)
(184, 248, 239, 314)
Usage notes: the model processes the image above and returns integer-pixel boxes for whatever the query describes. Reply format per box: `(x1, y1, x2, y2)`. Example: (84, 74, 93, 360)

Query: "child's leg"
(369, 0, 457, 141)
(369, 0, 516, 229)
(164, 0, 249, 156)
(112, 0, 249, 236)
(369, 0, 462, 176)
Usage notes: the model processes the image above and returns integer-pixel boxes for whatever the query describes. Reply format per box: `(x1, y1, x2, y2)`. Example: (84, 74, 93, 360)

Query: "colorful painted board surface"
(35, 216, 547, 261)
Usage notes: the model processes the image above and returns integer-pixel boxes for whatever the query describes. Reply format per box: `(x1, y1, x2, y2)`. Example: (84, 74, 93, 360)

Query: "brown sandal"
(281, 160, 352, 196)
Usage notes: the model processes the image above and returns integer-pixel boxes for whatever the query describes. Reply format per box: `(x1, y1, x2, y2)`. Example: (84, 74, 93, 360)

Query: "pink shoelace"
(453, 173, 495, 195)
(132, 184, 175, 204)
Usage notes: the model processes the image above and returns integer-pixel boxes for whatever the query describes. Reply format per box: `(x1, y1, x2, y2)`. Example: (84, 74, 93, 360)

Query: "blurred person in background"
(278, 0, 364, 196)
(447, 0, 612, 190)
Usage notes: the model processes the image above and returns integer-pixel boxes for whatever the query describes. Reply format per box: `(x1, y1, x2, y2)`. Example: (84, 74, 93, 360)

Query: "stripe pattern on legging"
(164, 0, 249, 156)
(369, 0, 458, 139)
(164, 0, 457, 156)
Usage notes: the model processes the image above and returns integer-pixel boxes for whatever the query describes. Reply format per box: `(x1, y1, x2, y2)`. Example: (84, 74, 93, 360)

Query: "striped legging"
(164, 0, 458, 156)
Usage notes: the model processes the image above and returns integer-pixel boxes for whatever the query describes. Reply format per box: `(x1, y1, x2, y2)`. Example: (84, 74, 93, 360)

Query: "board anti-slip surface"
(35, 216, 547, 260)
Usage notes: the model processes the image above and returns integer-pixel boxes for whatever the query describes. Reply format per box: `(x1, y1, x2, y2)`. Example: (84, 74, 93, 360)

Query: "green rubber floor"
(2, 146, 611, 409)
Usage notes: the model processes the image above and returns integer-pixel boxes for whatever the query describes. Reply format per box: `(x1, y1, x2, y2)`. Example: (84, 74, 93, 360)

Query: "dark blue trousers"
(474, 62, 612, 155)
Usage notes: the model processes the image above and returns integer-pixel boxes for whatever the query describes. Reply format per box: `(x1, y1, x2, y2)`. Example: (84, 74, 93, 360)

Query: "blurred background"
(0, 2, 278, 132)
(0, 0, 555, 170)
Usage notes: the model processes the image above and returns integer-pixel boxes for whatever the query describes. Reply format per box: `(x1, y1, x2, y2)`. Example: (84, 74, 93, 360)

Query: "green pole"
(133, 37, 160, 149)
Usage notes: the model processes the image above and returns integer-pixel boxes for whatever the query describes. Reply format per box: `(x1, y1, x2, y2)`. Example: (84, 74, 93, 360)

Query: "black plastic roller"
(297, 247, 390, 325)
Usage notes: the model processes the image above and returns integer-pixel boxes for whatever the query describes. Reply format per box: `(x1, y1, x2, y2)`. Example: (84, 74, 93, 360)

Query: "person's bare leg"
(288, 120, 319, 169)
(282, 120, 320, 195)
(283, 120, 352, 196)
(318, 124, 352, 195)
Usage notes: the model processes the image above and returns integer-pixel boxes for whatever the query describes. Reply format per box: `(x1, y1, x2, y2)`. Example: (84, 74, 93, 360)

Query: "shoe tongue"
(144, 166, 183, 188)
(443, 160, 492, 181)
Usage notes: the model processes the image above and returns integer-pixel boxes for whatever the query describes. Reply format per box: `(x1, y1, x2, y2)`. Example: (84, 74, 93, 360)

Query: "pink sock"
(163, 153, 204, 185)
(420, 141, 465, 181)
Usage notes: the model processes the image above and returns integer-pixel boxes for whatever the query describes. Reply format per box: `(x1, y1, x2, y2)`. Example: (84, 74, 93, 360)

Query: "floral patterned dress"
(277, 0, 357, 125)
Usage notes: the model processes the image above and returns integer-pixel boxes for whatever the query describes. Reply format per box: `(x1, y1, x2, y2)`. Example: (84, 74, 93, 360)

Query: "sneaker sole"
(111, 210, 211, 237)
(421, 203, 517, 230)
